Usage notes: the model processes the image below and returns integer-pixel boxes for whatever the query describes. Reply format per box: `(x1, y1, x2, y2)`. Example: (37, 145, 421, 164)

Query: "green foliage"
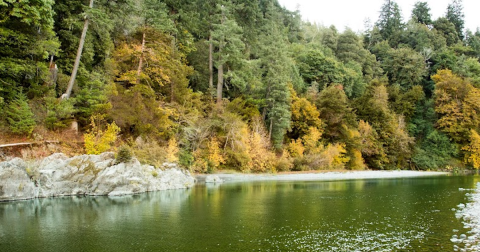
(446, 0, 465, 40)
(434, 17, 459, 46)
(375, 0, 404, 45)
(382, 47, 427, 90)
(388, 85, 425, 121)
(108, 84, 176, 139)
(412, 2, 432, 25)
(116, 145, 133, 164)
(45, 97, 76, 130)
(5, 92, 36, 135)
(316, 85, 354, 142)
(179, 149, 195, 168)
(354, 80, 414, 169)
(2, 0, 480, 172)
(413, 130, 458, 170)
(258, 2, 293, 149)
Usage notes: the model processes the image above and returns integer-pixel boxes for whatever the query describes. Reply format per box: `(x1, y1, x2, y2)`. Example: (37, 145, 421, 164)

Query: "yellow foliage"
(290, 90, 323, 138)
(302, 127, 323, 154)
(462, 129, 480, 169)
(166, 138, 179, 163)
(207, 137, 225, 168)
(322, 143, 350, 169)
(288, 139, 305, 158)
(349, 149, 366, 170)
(247, 131, 276, 172)
(84, 115, 121, 155)
(358, 120, 377, 155)
(433, 69, 480, 143)
(193, 137, 225, 172)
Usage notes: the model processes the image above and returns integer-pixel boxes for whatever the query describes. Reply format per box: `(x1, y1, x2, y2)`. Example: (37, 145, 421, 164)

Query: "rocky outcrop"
(0, 153, 195, 201)
(0, 158, 37, 201)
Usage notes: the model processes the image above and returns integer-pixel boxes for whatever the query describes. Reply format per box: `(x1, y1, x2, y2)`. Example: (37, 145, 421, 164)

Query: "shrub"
(132, 137, 167, 168)
(165, 138, 179, 163)
(116, 145, 133, 163)
(179, 149, 194, 168)
(84, 115, 121, 154)
(192, 137, 225, 173)
(275, 151, 293, 172)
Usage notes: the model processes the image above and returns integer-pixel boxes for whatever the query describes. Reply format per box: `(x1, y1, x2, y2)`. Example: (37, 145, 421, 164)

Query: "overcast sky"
(277, 0, 480, 33)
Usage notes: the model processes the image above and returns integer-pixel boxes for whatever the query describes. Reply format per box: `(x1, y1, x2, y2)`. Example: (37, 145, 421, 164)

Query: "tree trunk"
(63, 0, 94, 99)
(209, 34, 214, 92)
(49, 55, 58, 87)
(268, 118, 273, 141)
(136, 31, 146, 85)
(262, 82, 272, 120)
(216, 60, 223, 104)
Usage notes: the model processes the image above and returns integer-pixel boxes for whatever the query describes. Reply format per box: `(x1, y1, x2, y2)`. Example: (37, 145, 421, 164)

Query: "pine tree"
(375, 0, 404, 46)
(258, 0, 292, 149)
(446, 0, 465, 40)
(0, 0, 59, 100)
(6, 93, 36, 135)
(211, 3, 245, 104)
(411, 2, 432, 25)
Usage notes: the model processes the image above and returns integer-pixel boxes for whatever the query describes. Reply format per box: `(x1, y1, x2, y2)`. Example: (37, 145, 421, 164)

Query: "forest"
(1, 0, 480, 172)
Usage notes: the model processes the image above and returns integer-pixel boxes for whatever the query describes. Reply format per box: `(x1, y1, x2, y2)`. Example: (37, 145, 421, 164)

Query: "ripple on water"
(454, 184, 480, 251)
(253, 223, 428, 252)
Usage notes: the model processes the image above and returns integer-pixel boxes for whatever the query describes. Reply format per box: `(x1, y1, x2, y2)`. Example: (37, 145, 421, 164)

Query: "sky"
(277, 0, 480, 33)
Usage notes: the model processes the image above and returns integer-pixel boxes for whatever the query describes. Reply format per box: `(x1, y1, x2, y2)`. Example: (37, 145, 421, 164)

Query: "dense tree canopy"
(1, 0, 480, 171)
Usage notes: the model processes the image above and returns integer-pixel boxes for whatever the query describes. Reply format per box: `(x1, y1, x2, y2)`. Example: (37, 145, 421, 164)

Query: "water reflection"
(0, 175, 479, 252)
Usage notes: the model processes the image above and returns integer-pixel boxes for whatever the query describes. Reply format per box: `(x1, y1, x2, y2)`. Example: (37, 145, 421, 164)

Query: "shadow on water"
(0, 174, 479, 251)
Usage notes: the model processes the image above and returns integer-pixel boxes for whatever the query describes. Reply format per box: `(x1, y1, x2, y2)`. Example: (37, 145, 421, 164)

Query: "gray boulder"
(0, 153, 195, 201)
(0, 158, 37, 201)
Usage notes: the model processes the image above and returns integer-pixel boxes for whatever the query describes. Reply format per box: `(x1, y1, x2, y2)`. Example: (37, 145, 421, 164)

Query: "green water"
(1, 175, 479, 251)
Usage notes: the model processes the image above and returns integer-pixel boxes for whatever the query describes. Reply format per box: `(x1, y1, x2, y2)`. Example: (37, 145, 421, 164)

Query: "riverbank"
(196, 170, 450, 183)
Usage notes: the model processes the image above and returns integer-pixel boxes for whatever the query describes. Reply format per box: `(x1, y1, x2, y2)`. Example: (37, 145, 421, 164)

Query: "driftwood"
(0, 141, 60, 149)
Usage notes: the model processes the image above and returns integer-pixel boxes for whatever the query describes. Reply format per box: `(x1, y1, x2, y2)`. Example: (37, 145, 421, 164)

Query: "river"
(1, 174, 479, 251)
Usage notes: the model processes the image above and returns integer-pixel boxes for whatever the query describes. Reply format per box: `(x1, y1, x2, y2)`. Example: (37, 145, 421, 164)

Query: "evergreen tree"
(258, 0, 292, 149)
(375, 0, 404, 46)
(446, 0, 465, 40)
(336, 28, 363, 63)
(0, 0, 59, 100)
(211, 3, 245, 104)
(434, 17, 459, 46)
(411, 2, 432, 25)
(382, 47, 427, 90)
(6, 92, 36, 135)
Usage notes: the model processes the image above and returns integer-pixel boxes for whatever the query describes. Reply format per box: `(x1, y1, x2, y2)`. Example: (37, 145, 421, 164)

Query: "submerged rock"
(205, 175, 224, 184)
(0, 153, 194, 201)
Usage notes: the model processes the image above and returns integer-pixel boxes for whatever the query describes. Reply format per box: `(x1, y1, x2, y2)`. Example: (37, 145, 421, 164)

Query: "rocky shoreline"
(1, 153, 451, 202)
(0, 153, 195, 202)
